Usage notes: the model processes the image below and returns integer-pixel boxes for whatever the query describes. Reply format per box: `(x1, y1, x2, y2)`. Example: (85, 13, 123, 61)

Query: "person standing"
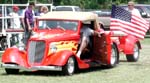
(9, 6, 21, 46)
(38, 6, 49, 28)
(23, 2, 35, 45)
(126, 1, 141, 17)
(40, 6, 49, 16)
(9, 6, 21, 29)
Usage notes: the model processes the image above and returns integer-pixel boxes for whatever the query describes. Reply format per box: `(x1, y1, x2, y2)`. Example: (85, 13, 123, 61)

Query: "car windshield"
(38, 20, 78, 31)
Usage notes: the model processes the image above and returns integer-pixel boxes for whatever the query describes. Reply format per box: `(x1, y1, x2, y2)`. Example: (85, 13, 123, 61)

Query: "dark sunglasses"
(128, 5, 133, 6)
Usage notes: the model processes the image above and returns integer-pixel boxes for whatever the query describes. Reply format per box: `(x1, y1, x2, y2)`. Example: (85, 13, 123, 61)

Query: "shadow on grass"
(0, 60, 142, 76)
(118, 59, 144, 67)
(119, 60, 128, 62)
(0, 66, 111, 77)
(76, 66, 114, 75)
(0, 61, 140, 76)
(1, 70, 63, 76)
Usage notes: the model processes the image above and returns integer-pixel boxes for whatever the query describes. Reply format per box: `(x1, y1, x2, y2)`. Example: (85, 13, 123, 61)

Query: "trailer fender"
(123, 35, 140, 54)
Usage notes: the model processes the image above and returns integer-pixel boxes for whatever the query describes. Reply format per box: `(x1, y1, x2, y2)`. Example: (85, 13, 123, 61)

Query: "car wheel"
(62, 56, 75, 75)
(5, 68, 19, 74)
(126, 43, 139, 62)
(108, 44, 119, 68)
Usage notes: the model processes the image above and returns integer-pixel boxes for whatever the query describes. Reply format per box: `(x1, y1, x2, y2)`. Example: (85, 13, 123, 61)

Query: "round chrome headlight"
(50, 43, 57, 53)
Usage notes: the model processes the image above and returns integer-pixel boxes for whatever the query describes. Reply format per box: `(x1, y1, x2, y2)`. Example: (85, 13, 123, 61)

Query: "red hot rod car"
(1, 12, 141, 75)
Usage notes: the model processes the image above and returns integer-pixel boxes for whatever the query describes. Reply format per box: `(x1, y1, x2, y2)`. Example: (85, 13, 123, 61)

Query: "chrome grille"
(28, 41, 46, 63)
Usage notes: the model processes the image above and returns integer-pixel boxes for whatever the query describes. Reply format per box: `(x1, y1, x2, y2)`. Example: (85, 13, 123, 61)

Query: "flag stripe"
(110, 20, 145, 39)
(131, 19, 148, 31)
(110, 24, 145, 39)
(132, 15, 149, 29)
(110, 5, 149, 40)
(111, 19, 147, 32)
(111, 19, 147, 34)
(111, 26, 144, 39)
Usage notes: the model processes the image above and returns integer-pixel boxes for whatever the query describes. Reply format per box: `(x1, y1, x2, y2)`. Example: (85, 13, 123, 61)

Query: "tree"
(58, 0, 100, 9)
(0, 0, 150, 9)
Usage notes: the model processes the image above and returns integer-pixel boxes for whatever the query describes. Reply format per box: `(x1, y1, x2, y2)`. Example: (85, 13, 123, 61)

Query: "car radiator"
(28, 41, 46, 63)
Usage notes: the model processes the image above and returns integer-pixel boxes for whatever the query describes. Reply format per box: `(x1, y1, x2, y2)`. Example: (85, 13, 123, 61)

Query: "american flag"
(110, 5, 149, 39)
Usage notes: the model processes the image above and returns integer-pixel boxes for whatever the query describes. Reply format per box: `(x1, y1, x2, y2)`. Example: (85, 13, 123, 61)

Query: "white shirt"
(126, 8, 141, 17)
(9, 12, 21, 29)
(39, 13, 47, 28)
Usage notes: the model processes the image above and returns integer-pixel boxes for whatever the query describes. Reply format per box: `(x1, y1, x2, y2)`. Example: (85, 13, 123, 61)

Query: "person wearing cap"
(126, 1, 141, 17)
(8, 6, 21, 46)
(9, 6, 21, 29)
(23, 2, 35, 45)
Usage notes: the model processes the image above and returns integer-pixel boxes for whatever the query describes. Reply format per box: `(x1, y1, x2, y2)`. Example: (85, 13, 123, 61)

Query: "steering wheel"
(45, 25, 51, 30)
(57, 26, 65, 31)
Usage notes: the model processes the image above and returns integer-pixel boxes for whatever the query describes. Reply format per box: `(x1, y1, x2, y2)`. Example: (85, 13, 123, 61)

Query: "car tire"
(107, 44, 119, 68)
(126, 43, 140, 62)
(5, 68, 19, 74)
(62, 56, 75, 75)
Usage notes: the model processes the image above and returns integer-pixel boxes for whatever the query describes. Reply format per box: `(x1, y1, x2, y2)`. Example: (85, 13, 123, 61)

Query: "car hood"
(30, 29, 79, 41)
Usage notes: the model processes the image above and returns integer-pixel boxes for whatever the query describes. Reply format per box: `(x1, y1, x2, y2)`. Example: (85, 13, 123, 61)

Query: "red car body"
(1, 12, 141, 75)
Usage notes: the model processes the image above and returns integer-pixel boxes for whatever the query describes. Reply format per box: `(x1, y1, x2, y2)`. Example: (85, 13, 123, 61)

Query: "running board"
(85, 60, 103, 67)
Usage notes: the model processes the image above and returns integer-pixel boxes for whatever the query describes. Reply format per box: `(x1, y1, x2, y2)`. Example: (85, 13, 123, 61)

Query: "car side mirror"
(141, 12, 147, 18)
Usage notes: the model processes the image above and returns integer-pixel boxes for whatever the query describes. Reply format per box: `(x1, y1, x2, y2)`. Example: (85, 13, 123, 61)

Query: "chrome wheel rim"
(67, 57, 75, 74)
(111, 46, 117, 65)
(133, 45, 139, 59)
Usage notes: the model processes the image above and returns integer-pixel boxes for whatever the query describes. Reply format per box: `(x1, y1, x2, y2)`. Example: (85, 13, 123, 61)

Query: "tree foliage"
(53, 0, 150, 9)
(0, 0, 150, 9)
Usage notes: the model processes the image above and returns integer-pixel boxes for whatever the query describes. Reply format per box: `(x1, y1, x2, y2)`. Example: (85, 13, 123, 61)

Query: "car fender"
(44, 50, 90, 69)
(1, 48, 28, 67)
(123, 35, 141, 54)
(44, 50, 75, 66)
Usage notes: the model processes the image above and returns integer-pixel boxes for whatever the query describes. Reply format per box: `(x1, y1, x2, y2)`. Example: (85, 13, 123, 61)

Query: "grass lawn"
(0, 38, 150, 83)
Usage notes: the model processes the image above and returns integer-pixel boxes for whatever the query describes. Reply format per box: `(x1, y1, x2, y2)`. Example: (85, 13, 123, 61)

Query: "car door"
(92, 33, 111, 64)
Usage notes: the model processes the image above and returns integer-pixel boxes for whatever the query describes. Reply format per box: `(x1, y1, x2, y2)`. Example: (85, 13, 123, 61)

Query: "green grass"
(141, 38, 150, 44)
(0, 38, 150, 83)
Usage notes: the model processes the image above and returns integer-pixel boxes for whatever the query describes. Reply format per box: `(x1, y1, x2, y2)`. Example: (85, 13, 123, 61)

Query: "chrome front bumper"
(1, 63, 62, 71)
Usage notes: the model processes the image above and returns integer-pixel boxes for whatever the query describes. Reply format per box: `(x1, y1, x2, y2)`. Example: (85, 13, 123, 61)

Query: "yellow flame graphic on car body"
(48, 41, 78, 55)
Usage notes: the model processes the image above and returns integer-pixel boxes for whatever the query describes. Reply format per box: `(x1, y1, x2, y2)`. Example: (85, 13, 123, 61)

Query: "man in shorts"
(76, 23, 104, 58)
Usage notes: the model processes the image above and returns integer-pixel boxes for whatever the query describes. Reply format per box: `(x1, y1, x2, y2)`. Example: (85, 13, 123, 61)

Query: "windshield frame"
(36, 19, 79, 32)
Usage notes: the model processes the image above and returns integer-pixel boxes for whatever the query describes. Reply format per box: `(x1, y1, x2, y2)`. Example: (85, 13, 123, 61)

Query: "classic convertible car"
(1, 12, 140, 75)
